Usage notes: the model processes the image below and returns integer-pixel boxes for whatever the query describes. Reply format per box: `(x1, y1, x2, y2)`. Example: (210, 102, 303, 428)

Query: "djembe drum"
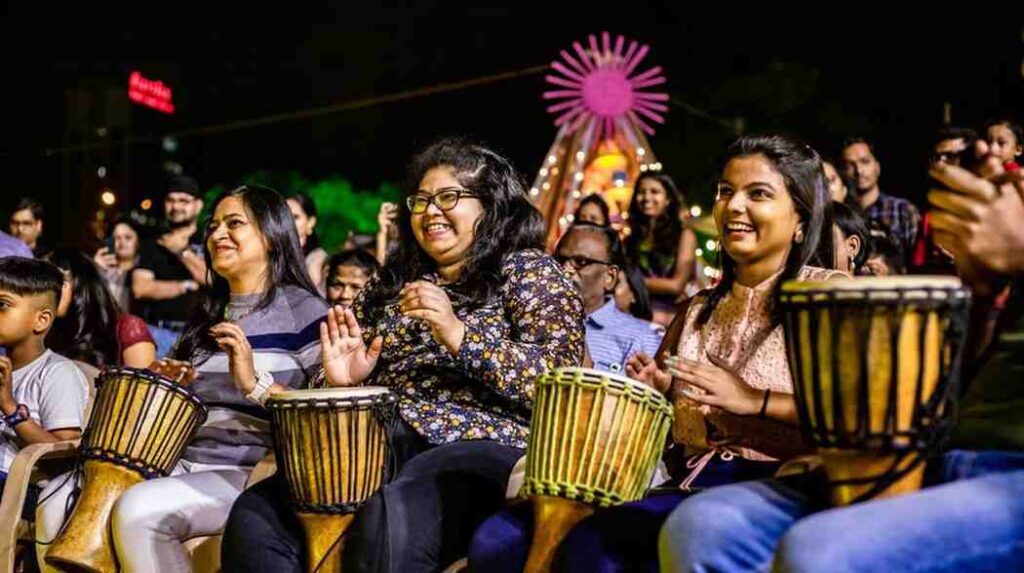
(778, 276, 970, 505)
(47, 367, 207, 573)
(521, 368, 673, 573)
(266, 387, 396, 573)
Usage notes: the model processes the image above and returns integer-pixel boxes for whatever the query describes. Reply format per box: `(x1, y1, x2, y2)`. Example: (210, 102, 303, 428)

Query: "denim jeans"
(659, 449, 1024, 572)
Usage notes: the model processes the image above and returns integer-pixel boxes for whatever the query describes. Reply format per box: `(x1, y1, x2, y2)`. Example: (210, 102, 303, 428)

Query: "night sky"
(3, 4, 1022, 246)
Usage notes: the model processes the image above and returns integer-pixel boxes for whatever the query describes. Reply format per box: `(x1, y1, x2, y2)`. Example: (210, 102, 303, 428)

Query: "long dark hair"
(626, 172, 686, 275)
(46, 248, 122, 367)
(288, 191, 321, 255)
(173, 185, 320, 362)
(574, 193, 611, 226)
(622, 264, 654, 321)
(697, 134, 835, 326)
(833, 201, 871, 273)
(368, 138, 545, 308)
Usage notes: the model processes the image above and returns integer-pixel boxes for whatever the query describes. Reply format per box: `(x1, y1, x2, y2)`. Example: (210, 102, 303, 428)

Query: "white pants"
(36, 459, 251, 573)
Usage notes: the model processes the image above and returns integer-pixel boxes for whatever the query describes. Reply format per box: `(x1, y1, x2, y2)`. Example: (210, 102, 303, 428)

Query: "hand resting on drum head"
(146, 358, 198, 385)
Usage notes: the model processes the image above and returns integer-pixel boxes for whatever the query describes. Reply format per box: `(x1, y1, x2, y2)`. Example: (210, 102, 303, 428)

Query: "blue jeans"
(468, 455, 779, 573)
(147, 324, 182, 359)
(659, 450, 1024, 572)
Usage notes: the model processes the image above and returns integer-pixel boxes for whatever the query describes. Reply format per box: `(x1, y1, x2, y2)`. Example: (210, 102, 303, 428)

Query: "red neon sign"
(128, 71, 175, 114)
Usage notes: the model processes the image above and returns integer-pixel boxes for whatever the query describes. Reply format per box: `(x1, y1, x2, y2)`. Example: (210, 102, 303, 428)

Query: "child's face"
(0, 289, 53, 347)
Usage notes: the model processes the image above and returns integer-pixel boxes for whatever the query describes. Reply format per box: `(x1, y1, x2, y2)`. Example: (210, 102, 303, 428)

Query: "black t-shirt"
(132, 232, 203, 324)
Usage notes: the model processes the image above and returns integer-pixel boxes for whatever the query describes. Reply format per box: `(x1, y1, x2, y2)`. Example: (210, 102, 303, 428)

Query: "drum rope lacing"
(274, 392, 400, 515)
(780, 285, 971, 503)
(34, 367, 209, 544)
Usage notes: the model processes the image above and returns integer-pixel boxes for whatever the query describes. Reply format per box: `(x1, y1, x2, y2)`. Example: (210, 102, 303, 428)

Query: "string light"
(705, 239, 717, 251)
(690, 206, 702, 217)
(101, 190, 116, 206)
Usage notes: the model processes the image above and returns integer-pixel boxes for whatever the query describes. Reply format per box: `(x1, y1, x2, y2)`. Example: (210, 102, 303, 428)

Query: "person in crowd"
(625, 173, 698, 326)
(37, 184, 329, 572)
(323, 248, 380, 307)
(220, 138, 585, 573)
(287, 192, 328, 293)
(469, 133, 841, 572)
(131, 176, 209, 358)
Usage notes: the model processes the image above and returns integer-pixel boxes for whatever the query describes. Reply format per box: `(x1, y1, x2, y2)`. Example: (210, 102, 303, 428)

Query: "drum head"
(781, 275, 968, 302)
(98, 366, 205, 404)
(268, 386, 393, 408)
(545, 367, 666, 403)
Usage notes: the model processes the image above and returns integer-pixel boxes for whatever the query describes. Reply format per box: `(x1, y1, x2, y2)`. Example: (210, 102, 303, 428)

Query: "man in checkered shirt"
(842, 137, 921, 270)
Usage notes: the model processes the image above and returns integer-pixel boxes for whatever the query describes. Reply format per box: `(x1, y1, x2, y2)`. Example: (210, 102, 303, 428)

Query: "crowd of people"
(0, 115, 1020, 572)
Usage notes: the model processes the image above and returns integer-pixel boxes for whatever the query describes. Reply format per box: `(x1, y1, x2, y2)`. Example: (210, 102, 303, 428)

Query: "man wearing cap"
(131, 175, 208, 357)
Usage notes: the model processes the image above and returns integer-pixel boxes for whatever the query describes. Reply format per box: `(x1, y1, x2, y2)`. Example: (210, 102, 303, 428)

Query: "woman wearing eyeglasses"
(220, 138, 585, 573)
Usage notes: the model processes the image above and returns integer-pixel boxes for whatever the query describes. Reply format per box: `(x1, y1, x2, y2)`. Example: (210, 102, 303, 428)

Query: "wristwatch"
(245, 371, 275, 406)
(3, 404, 30, 428)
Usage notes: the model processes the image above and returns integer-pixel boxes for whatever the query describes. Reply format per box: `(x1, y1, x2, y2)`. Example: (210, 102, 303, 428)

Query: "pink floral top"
(672, 265, 844, 461)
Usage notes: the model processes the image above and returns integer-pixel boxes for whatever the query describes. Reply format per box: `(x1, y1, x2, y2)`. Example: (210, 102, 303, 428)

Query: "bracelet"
(758, 389, 771, 419)
(3, 404, 31, 427)
(245, 371, 275, 405)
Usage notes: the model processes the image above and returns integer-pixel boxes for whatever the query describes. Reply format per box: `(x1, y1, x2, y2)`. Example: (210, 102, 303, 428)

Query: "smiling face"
(634, 177, 670, 219)
(714, 154, 801, 273)
(986, 123, 1022, 164)
(206, 195, 270, 282)
(409, 166, 485, 270)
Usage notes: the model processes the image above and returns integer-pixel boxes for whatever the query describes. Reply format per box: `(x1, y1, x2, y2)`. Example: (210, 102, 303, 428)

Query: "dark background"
(2, 3, 1021, 246)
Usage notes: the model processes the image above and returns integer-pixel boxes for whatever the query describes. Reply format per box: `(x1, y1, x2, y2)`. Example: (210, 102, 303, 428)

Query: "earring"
(794, 229, 804, 244)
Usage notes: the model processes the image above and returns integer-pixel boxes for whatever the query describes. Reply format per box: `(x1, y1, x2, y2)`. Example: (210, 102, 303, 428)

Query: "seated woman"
(469, 133, 842, 572)
(37, 184, 328, 572)
(624, 173, 699, 326)
(47, 247, 155, 368)
(220, 138, 585, 573)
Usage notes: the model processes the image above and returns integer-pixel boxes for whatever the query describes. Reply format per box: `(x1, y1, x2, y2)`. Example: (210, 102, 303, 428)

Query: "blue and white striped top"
(182, 285, 327, 467)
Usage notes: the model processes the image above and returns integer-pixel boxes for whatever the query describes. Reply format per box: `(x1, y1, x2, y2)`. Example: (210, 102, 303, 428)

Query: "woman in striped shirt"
(37, 184, 328, 572)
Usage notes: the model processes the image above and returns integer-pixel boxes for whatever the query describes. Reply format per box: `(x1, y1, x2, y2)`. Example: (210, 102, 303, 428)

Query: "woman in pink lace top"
(477, 134, 843, 572)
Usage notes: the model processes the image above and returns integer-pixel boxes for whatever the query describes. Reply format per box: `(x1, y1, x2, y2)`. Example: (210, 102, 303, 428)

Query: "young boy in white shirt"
(0, 257, 88, 495)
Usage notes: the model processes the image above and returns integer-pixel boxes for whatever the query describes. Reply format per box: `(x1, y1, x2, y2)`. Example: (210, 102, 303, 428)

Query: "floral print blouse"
(354, 249, 585, 449)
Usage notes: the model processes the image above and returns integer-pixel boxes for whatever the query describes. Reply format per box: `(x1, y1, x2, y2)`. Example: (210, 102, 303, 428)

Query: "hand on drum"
(321, 305, 383, 387)
(209, 323, 257, 393)
(665, 354, 762, 416)
(146, 358, 198, 386)
(928, 145, 1024, 292)
(399, 281, 466, 355)
(625, 352, 672, 394)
